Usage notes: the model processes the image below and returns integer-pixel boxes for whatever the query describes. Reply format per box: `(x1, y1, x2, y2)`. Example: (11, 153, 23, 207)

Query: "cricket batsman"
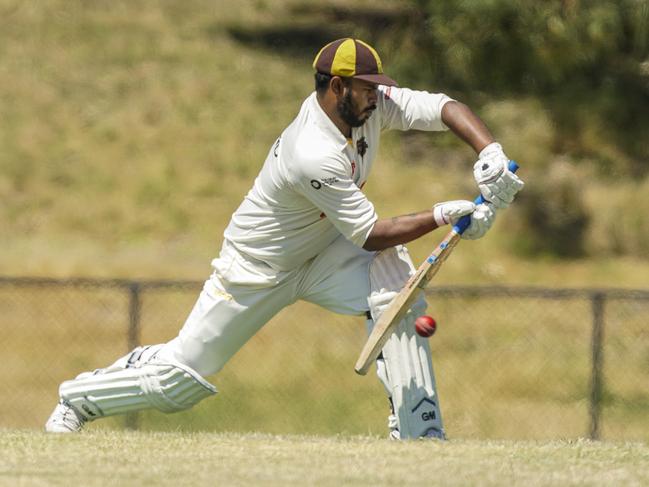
(46, 38, 524, 439)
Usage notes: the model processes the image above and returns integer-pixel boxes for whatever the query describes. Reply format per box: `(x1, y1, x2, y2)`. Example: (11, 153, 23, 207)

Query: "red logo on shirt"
(351, 161, 356, 176)
(384, 87, 392, 100)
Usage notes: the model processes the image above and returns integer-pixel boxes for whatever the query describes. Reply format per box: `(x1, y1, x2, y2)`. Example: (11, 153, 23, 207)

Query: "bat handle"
(453, 161, 520, 234)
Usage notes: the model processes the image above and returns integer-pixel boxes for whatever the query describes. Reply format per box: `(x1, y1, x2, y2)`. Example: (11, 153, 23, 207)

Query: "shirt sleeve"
(378, 86, 455, 132)
(291, 153, 377, 248)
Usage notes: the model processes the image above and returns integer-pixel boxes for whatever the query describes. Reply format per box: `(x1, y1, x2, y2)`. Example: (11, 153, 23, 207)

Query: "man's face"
(336, 78, 378, 128)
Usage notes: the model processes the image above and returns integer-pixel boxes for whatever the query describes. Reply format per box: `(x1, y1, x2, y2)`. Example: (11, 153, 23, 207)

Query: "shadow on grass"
(226, 24, 348, 57)
(223, 3, 417, 58)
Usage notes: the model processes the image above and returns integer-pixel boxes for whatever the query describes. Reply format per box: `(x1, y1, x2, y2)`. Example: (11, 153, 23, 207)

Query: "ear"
(330, 76, 346, 98)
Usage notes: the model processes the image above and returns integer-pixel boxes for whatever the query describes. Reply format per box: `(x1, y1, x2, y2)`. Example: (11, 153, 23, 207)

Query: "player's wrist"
(432, 205, 449, 227)
(478, 142, 505, 160)
(433, 200, 476, 228)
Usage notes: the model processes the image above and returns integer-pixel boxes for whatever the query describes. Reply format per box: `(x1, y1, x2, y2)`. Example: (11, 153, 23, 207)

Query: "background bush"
(384, 0, 649, 257)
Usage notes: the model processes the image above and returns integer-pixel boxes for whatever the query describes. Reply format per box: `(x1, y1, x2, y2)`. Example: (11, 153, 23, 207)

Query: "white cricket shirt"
(222, 86, 454, 272)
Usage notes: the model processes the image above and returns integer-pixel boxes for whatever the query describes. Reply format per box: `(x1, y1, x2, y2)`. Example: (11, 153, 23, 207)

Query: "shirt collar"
(308, 92, 348, 152)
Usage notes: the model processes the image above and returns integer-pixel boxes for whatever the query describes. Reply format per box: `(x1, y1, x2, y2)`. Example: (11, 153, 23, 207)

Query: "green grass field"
(2, 430, 648, 486)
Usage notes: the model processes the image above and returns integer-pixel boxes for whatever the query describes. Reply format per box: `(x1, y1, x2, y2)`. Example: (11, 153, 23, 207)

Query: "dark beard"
(337, 91, 368, 128)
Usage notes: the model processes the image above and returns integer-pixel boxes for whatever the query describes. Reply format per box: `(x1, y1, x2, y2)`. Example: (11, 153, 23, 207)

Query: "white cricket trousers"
(158, 235, 375, 377)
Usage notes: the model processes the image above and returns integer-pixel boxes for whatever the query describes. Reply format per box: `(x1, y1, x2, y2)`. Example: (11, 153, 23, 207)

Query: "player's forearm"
(363, 210, 439, 251)
(441, 101, 494, 154)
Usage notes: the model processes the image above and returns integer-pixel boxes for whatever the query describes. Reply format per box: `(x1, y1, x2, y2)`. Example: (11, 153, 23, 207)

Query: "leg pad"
(60, 351, 217, 420)
(368, 246, 445, 439)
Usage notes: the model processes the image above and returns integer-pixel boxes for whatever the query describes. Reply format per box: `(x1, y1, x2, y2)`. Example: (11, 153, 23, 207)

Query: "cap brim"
(354, 73, 398, 87)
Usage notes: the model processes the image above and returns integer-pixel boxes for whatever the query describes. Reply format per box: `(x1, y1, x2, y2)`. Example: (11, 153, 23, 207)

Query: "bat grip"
(453, 161, 520, 234)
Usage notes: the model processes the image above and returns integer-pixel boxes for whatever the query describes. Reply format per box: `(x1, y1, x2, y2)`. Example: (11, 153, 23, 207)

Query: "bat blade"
(354, 229, 461, 375)
(354, 161, 519, 376)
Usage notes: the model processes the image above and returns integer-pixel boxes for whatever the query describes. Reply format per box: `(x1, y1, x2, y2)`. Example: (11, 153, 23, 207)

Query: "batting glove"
(432, 200, 476, 227)
(462, 202, 496, 240)
(473, 142, 524, 209)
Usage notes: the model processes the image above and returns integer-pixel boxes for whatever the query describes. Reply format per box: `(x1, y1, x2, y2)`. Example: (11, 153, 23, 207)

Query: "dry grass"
(1, 430, 648, 487)
(0, 0, 648, 282)
(3, 283, 648, 441)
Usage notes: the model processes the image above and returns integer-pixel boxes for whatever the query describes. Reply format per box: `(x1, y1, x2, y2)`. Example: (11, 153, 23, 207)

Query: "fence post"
(125, 281, 141, 430)
(589, 292, 606, 440)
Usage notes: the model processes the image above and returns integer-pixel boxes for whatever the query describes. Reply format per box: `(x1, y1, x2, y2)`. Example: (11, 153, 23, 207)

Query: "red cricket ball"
(415, 315, 437, 337)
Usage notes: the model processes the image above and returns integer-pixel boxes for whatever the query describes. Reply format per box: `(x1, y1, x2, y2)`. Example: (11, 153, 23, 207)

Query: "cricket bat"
(354, 161, 519, 375)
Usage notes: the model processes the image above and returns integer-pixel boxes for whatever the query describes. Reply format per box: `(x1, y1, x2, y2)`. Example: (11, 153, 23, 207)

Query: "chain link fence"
(1, 276, 647, 440)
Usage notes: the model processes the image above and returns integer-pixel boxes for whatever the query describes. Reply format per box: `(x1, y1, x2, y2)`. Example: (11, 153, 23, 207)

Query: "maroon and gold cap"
(313, 38, 398, 86)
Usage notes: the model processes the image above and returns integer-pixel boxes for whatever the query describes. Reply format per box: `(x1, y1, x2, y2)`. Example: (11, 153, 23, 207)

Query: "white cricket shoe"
(45, 400, 87, 433)
(388, 426, 446, 441)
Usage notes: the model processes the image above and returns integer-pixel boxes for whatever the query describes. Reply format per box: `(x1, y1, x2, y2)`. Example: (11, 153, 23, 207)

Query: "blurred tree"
(511, 164, 590, 257)
(373, 0, 648, 258)
(392, 0, 648, 173)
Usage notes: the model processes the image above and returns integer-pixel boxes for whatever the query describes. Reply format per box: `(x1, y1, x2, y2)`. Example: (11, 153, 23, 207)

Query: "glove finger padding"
(478, 170, 522, 208)
(473, 143, 524, 209)
(462, 202, 496, 240)
(368, 291, 399, 319)
(433, 200, 475, 227)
